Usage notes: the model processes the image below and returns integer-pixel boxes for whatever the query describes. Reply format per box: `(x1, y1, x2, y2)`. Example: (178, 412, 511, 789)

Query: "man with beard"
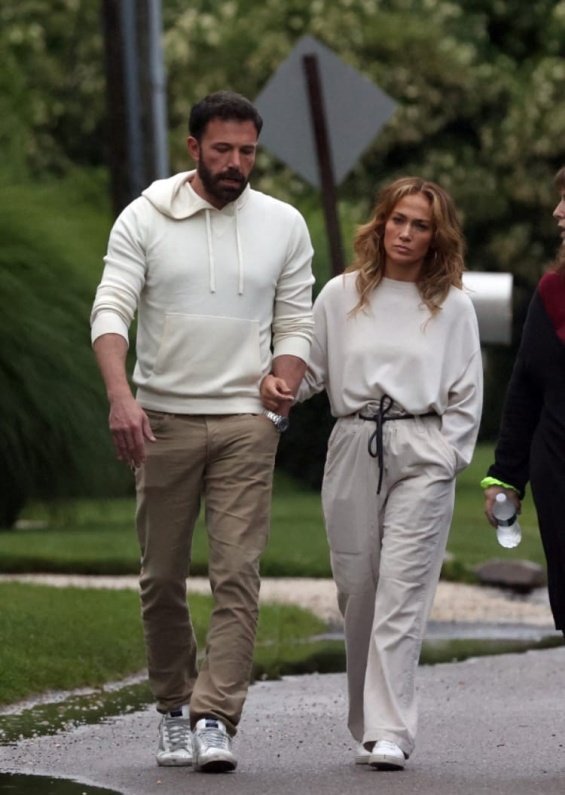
(90, 91, 314, 774)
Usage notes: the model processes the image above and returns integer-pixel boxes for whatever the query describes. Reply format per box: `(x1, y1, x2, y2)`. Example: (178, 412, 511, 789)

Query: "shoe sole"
(369, 755, 405, 771)
(355, 755, 370, 765)
(156, 757, 193, 767)
(194, 758, 237, 773)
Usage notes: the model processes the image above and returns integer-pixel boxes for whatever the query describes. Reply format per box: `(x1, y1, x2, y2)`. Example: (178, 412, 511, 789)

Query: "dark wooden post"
(302, 54, 344, 276)
(101, 0, 131, 215)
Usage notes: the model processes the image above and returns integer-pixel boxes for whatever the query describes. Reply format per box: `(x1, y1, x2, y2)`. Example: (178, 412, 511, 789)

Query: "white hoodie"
(91, 171, 314, 414)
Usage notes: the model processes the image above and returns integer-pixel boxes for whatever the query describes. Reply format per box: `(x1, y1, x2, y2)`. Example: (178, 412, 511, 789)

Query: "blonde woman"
(262, 176, 483, 770)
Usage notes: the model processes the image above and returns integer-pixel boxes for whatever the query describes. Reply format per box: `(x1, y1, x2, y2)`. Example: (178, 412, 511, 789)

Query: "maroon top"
(539, 269, 565, 343)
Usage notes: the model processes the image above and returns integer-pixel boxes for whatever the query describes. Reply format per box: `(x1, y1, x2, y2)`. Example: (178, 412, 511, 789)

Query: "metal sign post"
(302, 54, 344, 277)
(102, 0, 169, 215)
(255, 36, 396, 277)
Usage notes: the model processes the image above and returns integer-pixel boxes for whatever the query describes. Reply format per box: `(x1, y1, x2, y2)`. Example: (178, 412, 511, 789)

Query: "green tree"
(161, 0, 565, 287)
(2, 0, 564, 507)
(3, 0, 563, 283)
(0, 0, 105, 175)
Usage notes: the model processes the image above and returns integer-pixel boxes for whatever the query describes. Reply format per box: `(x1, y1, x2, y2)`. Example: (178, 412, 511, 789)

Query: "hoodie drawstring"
(205, 206, 244, 295)
(235, 203, 244, 295)
(205, 210, 216, 294)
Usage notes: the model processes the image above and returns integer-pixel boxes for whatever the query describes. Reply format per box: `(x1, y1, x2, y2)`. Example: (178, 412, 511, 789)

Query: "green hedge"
(0, 172, 130, 527)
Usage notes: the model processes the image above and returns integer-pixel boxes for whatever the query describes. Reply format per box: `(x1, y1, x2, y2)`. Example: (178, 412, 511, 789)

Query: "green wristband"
(480, 476, 519, 492)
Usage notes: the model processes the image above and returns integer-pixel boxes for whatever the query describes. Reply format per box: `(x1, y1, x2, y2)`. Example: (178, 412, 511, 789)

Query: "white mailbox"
(462, 271, 513, 345)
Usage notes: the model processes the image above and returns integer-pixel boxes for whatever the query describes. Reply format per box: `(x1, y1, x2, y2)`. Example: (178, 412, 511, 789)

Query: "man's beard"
(197, 158, 248, 205)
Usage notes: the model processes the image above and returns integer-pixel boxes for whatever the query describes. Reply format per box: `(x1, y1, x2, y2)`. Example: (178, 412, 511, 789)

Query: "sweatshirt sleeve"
(438, 296, 483, 472)
(441, 345, 483, 472)
(271, 211, 315, 362)
(297, 289, 329, 402)
(90, 200, 147, 345)
(486, 291, 544, 497)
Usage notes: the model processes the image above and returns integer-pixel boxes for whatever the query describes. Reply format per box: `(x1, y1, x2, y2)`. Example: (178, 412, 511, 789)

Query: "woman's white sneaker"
(354, 743, 371, 764)
(369, 739, 406, 770)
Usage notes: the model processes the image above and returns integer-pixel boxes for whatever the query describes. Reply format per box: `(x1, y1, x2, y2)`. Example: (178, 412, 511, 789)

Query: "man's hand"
(93, 333, 155, 469)
(483, 486, 521, 528)
(109, 393, 155, 468)
(260, 374, 294, 413)
(263, 354, 307, 416)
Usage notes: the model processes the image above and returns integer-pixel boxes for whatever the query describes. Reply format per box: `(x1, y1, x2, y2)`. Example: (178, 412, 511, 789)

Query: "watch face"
(265, 410, 289, 432)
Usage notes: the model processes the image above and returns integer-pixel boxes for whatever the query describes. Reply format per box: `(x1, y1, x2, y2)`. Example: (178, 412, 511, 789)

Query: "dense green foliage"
(0, 2, 106, 178)
(2, 0, 563, 282)
(1, 0, 564, 521)
(2, 0, 563, 281)
(163, 0, 565, 286)
(0, 172, 130, 527)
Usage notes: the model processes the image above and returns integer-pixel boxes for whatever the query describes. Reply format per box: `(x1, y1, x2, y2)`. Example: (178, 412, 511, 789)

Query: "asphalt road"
(1, 646, 564, 795)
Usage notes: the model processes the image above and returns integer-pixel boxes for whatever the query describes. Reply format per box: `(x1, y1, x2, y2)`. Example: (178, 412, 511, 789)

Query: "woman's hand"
(484, 486, 521, 528)
(260, 374, 294, 413)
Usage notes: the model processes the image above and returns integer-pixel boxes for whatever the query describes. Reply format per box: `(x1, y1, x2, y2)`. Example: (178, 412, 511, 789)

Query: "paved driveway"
(1, 646, 564, 795)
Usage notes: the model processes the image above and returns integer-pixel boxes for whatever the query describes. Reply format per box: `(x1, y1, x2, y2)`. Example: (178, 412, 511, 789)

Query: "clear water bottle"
(492, 492, 521, 549)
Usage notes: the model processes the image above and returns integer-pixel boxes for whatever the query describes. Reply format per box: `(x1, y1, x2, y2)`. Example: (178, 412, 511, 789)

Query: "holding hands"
(260, 374, 294, 414)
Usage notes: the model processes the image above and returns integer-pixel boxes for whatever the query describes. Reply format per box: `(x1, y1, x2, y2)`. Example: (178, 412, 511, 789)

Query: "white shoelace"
(163, 717, 191, 751)
(197, 726, 230, 751)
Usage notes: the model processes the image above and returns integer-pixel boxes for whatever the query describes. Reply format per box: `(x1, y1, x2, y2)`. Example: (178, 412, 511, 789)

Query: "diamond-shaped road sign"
(255, 35, 397, 188)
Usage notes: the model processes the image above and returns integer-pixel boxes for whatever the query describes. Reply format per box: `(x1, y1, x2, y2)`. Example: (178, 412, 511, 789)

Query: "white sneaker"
(156, 705, 192, 766)
(355, 743, 371, 765)
(193, 717, 237, 773)
(369, 739, 406, 770)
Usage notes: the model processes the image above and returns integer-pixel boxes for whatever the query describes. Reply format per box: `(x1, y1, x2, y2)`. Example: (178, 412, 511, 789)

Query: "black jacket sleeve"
(487, 291, 544, 498)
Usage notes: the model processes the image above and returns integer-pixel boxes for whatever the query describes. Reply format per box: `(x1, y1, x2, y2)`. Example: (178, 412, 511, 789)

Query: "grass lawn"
(0, 473, 331, 577)
(0, 443, 547, 709)
(0, 582, 327, 706)
(1, 443, 544, 579)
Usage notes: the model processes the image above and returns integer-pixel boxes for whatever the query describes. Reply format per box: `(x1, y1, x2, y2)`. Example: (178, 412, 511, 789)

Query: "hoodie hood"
(142, 170, 249, 294)
(141, 170, 250, 220)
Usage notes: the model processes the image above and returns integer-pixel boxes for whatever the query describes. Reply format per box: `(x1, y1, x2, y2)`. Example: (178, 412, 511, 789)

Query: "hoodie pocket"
(151, 314, 262, 396)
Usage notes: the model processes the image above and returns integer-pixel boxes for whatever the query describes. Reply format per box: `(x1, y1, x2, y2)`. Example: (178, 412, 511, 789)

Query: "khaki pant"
(135, 412, 279, 735)
(321, 413, 456, 757)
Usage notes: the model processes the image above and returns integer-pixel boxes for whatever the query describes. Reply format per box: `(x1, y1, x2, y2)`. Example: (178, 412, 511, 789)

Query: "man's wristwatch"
(264, 410, 290, 433)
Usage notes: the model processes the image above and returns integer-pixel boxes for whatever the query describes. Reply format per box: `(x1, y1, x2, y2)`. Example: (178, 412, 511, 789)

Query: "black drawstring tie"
(359, 395, 433, 495)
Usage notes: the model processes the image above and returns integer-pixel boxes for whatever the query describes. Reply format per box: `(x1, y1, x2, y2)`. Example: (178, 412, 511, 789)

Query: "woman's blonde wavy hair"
(554, 166, 565, 273)
(346, 176, 465, 315)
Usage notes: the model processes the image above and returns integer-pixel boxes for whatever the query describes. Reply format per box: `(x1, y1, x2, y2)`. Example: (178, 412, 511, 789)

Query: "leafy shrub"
(0, 172, 130, 527)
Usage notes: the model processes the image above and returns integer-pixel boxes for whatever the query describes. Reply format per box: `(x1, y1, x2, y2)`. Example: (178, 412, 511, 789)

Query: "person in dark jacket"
(482, 165, 565, 635)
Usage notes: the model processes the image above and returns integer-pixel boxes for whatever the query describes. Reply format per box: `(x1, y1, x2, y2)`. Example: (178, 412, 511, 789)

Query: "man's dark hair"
(189, 90, 263, 141)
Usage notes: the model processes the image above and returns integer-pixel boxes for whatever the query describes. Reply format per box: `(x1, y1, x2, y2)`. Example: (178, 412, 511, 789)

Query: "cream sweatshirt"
(299, 273, 483, 471)
(91, 171, 314, 413)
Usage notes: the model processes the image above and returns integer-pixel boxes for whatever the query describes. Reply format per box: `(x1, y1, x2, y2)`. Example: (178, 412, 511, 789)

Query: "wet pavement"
(0, 772, 119, 794)
(1, 645, 565, 794)
(2, 626, 562, 750)
(1, 576, 563, 793)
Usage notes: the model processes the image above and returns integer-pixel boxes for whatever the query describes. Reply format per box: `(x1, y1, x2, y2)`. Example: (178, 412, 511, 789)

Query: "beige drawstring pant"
(135, 412, 279, 735)
(321, 412, 457, 758)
